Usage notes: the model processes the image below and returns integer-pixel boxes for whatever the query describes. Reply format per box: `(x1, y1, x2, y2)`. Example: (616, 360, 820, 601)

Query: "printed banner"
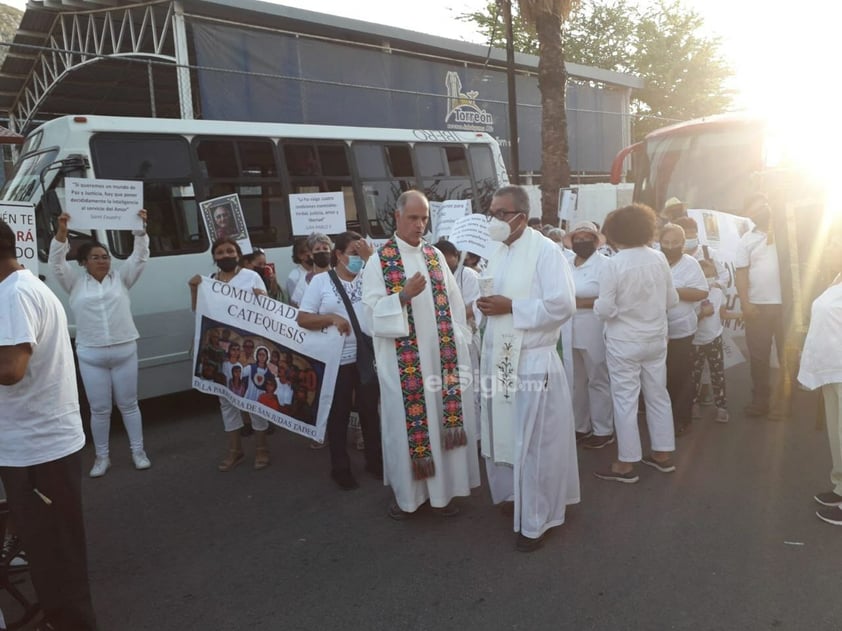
(430, 199, 471, 242)
(64, 178, 144, 231)
(192, 278, 342, 441)
(0, 202, 37, 273)
(199, 194, 254, 255)
(289, 191, 346, 236)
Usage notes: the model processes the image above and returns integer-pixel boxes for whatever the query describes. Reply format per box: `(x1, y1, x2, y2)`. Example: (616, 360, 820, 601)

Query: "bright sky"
(4, 0, 833, 124)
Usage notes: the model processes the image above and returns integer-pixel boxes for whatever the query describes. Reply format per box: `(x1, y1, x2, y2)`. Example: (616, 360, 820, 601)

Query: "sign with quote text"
(290, 192, 346, 236)
(64, 178, 144, 231)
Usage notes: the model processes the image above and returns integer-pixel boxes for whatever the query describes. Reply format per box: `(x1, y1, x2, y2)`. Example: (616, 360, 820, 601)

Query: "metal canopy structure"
(0, 0, 644, 174)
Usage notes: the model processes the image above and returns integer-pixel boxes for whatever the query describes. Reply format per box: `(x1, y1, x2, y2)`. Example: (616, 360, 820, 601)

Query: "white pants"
(605, 338, 675, 462)
(822, 384, 842, 496)
(76, 341, 144, 458)
(572, 347, 613, 436)
(218, 397, 269, 432)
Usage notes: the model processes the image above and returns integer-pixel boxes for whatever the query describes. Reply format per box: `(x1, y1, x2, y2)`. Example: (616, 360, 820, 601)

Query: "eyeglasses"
(252, 248, 265, 255)
(487, 210, 522, 221)
(88, 254, 110, 261)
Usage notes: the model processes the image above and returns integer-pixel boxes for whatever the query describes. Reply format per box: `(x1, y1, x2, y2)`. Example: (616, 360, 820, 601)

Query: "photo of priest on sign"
(200, 194, 247, 242)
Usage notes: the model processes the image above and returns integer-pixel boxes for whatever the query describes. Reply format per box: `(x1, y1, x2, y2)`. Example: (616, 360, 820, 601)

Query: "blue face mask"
(346, 255, 363, 274)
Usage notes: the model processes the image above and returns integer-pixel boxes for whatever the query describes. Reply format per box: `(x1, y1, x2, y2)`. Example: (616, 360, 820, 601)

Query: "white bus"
(1, 115, 509, 399)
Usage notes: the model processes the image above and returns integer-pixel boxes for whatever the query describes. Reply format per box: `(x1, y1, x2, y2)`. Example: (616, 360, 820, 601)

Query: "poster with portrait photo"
(199, 193, 253, 255)
(191, 277, 341, 441)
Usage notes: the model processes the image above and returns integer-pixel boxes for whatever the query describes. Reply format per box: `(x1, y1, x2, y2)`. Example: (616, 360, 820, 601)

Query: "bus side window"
(468, 145, 498, 214)
(196, 137, 290, 248)
(90, 134, 201, 259)
(282, 141, 358, 235)
(351, 143, 416, 237)
(415, 145, 474, 206)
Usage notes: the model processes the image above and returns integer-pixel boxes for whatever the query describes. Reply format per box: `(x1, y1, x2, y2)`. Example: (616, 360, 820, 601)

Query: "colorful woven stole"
(378, 237, 467, 480)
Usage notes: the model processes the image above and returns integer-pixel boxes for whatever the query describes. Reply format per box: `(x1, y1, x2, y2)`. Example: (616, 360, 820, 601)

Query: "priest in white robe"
(477, 185, 580, 552)
(361, 191, 480, 518)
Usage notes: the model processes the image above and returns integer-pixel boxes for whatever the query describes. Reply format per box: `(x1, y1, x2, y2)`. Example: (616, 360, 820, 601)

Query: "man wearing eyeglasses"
(735, 193, 783, 417)
(476, 185, 580, 552)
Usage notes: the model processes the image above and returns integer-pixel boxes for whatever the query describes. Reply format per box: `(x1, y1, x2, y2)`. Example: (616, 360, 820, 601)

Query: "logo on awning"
(445, 72, 494, 133)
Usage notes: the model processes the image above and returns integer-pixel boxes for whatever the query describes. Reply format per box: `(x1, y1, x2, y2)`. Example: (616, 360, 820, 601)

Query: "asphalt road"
(10, 365, 842, 630)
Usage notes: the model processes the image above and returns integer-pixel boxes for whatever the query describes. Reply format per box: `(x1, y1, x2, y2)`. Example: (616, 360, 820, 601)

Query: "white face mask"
(487, 217, 512, 242)
(685, 238, 699, 251)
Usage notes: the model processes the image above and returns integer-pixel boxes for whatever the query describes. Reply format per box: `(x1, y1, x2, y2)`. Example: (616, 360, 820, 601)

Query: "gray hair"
(395, 190, 429, 216)
(660, 223, 686, 240)
(493, 185, 530, 215)
(306, 232, 333, 251)
(546, 228, 565, 242)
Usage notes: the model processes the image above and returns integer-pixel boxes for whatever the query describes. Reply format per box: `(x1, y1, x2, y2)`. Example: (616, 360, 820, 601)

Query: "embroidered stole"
(481, 228, 543, 465)
(378, 237, 467, 480)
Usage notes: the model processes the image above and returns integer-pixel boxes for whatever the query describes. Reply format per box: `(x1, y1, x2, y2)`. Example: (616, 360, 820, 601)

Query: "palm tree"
(515, 0, 580, 225)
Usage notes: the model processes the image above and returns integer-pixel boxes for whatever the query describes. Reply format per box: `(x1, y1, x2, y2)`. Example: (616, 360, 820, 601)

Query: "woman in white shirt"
(593, 205, 679, 483)
(798, 235, 842, 526)
(660, 224, 709, 436)
(189, 238, 271, 472)
(291, 233, 332, 307)
(297, 231, 382, 490)
(49, 211, 150, 478)
(564, 221, 613, 449)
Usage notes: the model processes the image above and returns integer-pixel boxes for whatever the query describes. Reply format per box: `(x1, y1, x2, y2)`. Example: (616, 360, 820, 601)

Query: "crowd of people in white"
(2, 185, 842, 628)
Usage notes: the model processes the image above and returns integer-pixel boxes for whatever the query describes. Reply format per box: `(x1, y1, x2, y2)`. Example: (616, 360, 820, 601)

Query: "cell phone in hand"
(263, 262, 275, 279)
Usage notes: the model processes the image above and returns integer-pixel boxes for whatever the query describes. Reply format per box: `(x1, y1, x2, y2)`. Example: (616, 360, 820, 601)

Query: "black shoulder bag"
(327, 270, 377, 385)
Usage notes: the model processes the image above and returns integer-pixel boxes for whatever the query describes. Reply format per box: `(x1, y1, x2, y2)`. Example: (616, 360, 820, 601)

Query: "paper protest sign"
(290, 192, 346, 236)
(0, 202, 37, 273)
(64, 178, 144, 231)
(192, 279, 342, 442)
(199, 193, 253, 255)
(558, 187, 578, 222)
(430, 199, 472, 242)
(449, 213, 500, 261)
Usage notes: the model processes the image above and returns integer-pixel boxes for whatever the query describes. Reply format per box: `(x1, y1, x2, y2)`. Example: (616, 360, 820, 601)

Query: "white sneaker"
(716, 407, 730, 423)
(89, 456, 111, 478)
(132, 450, 151, 470)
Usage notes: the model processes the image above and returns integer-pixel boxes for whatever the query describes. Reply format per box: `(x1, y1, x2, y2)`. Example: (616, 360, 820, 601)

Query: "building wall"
(191, 21, 628, 175)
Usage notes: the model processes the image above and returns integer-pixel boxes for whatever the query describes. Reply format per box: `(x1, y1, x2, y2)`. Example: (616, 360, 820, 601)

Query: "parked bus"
(1, 115, 508, 399)
(610, 113, 830, 408)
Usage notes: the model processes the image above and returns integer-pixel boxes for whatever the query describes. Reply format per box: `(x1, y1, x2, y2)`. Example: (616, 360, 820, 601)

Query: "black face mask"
(303, 257, 314, 267)
(312, 251, 331, 268)
(254, 265, 266, 276)
(661, 246, 683, 263)
(572, 241, 596, 259)
(216, 256, 238, 272)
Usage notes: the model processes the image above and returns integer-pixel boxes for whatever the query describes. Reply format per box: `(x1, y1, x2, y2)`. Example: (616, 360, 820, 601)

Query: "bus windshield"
(1, 149, 58, 202)
(638, 123, 765, 213)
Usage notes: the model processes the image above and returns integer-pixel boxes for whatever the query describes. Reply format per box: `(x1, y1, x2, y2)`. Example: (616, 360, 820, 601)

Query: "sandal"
(254, 447, 270, 470)
(218, 450, 244, 472)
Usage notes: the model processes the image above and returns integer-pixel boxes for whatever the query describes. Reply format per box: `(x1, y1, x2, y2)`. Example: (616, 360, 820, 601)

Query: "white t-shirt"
(594, 246, 679, 342)
(299, 271, 368, 365)
(735, 230, 782, 304)
(667, 254, 708, 340)
(693, 286, 725, 345)
(454, 265, 481, 325)
(798, 280, 842, 390)
(286, 265, 306, 305)
(0, 270, 85, 466)
(571, 252, 609, 351)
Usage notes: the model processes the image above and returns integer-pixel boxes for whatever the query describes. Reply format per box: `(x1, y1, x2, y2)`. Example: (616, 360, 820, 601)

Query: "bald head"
(394, 190, 429, 246)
